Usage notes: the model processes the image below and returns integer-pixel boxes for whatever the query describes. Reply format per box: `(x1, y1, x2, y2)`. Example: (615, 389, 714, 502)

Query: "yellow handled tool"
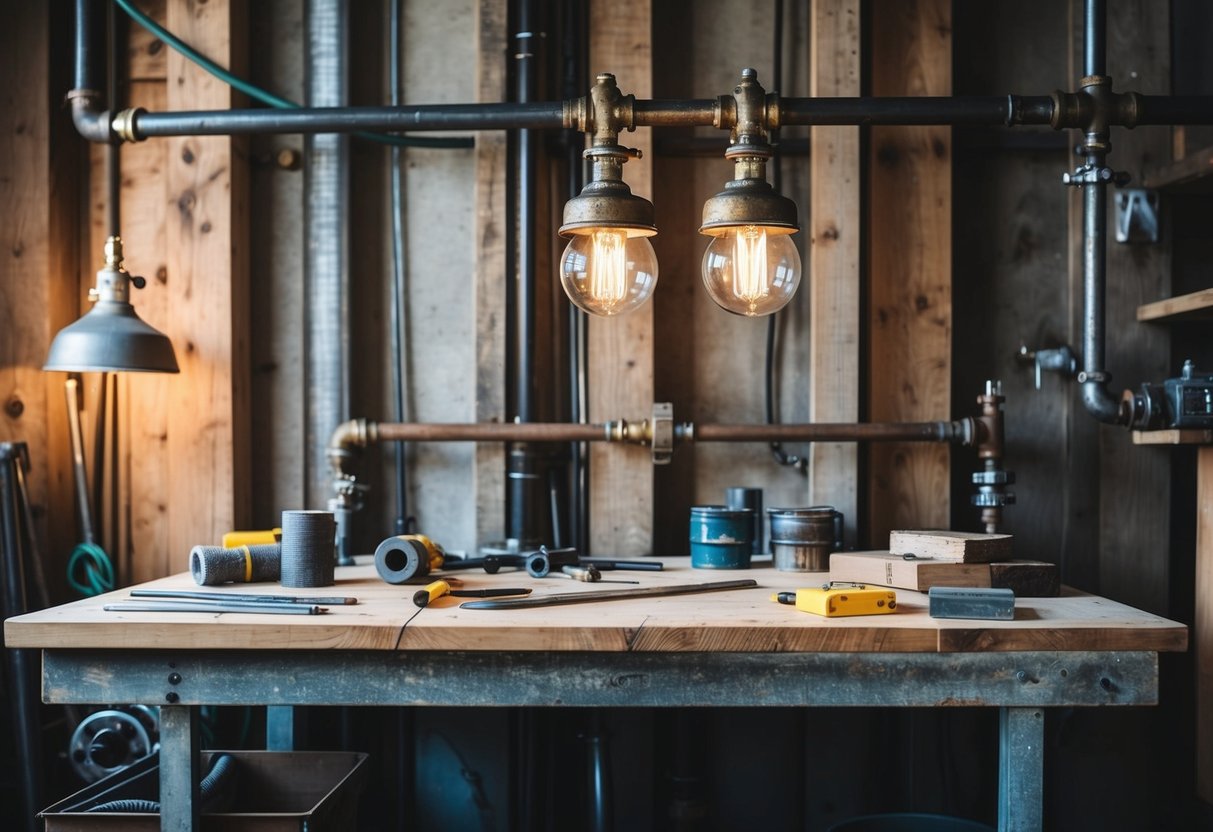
(771, 582, 897, 617)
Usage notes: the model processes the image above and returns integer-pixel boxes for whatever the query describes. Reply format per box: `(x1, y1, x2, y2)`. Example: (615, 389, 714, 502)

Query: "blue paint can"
(689, 505, 753, 569)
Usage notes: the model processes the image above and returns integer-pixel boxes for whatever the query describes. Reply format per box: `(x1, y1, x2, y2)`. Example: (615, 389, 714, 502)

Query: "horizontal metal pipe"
(633, 99, 717, 127)
(126, 101, 568, 139)
(1134, 95, 1213, 125)
(780, 96, 1056, 126)
(103, 93, 1213, 143)
(371, 420, 972, 444)
(376, 422, 609, 443)
(693, 421, 972, 443)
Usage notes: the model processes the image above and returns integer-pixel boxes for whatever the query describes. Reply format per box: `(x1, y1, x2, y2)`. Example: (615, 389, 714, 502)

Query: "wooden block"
(888, 530, 1012, 563)
(830, 551, 1057, 596)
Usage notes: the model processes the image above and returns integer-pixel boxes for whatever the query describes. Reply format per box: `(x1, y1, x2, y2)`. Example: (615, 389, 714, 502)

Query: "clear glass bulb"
(701, 225, 802, 316)
(559, 229, 659, 317)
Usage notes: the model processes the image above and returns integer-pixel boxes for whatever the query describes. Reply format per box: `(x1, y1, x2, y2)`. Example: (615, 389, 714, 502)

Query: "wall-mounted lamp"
(44, 236, 179, 373)
(700, 69, 801, 317)
(559, 74, 658, 317)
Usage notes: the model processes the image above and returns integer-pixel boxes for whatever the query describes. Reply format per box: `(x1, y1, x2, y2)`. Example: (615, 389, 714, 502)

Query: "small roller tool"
(412, 579, 531, 608)
(557, 565, 639, 584)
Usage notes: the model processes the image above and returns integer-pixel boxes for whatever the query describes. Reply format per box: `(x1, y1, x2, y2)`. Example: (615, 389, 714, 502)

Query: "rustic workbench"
(4, 561, 1187, 832)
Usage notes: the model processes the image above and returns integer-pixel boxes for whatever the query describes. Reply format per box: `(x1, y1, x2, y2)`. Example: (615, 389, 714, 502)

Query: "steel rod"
(781, 95, 1056, 126)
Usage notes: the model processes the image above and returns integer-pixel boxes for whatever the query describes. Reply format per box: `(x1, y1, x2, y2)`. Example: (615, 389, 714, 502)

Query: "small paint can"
(725, 486, 764, 554)
(767, 506, 844, 572)
(689, 505, 753, 569)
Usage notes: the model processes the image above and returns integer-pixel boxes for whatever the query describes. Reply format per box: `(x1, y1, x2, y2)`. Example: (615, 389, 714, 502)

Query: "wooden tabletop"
(4, 559, 1187, 654)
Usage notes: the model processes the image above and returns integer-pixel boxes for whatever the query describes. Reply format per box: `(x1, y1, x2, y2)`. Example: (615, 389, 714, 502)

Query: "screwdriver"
(557, 565, 639, 584)
(412, 580, 531, 608)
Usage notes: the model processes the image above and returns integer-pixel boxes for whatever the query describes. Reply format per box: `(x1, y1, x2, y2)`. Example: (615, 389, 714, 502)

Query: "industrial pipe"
(1075, 0, 1129, 425)
(69, 0, 110, 142)
(303, 0, 353, 507)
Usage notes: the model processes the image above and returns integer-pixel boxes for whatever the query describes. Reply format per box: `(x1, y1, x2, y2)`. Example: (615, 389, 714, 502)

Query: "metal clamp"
(1062, 164, 1130, 187)
(1114, 189, 1159, 244)
(650, 402, 674, 465)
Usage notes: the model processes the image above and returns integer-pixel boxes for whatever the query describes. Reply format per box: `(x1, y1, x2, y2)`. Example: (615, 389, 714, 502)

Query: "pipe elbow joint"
(1080, 379, 1126, 425)
(68, 91, 111, 143)
(327, 418, 377, 475)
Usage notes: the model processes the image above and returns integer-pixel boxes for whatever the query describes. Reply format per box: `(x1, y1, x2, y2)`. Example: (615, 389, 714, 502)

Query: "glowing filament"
(588, 230, 629, 309)
(732, 225, 769, 310)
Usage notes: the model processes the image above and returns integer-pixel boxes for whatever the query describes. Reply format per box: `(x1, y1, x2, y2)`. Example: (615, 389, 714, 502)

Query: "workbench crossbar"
(42, 649, 1159, 708)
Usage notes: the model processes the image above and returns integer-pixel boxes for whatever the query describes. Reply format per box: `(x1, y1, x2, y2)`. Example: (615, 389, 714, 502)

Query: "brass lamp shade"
(44, 300, 179, 374)
(699, 177, 799, 236)
(559, 178, 657, 238)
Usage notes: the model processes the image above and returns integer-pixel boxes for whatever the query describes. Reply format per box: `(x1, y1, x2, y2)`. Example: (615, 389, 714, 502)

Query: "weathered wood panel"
(473, 0, 508, 550)
(1198, 446, 1213, 802)
(867, 0, 952, 546)
(809, 0, 860, 542)
(1095, 1, 1172, 614)
(588, 0, 655, 555)
(162, 0, 250, 565)
(0, 0, 78, 598)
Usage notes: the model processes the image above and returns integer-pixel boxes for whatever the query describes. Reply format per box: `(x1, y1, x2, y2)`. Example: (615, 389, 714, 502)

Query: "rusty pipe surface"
(343, 419, 975, 446)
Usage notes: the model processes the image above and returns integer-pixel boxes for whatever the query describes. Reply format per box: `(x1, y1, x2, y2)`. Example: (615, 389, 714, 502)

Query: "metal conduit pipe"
(69, 0, 110, 142)
(1076, 0, 1128, 425)
(104, 92, 1213, 143)
(304, 0, 352, 509)
(327, 417, 975, 469)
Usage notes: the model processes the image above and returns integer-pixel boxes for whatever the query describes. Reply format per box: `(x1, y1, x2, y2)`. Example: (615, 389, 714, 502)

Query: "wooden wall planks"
(809, 0, 860, 544)
(867, 0, 952, 547)
(1198, 446, 1213, 803)
(162, 0, 251, 564)
(474, 0, 508, 548)
(0, 0, 78, 597)
(588, 0, 655, 555)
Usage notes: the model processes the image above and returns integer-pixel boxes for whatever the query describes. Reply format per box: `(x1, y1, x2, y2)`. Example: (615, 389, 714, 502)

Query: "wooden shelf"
(1143, 145, 1213, 193)
(1137, 288, 1213, 322)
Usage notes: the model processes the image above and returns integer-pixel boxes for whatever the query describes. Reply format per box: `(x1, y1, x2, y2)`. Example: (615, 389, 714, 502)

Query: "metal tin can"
(689, 505, 754, 569)
(767, 506, 844, 572)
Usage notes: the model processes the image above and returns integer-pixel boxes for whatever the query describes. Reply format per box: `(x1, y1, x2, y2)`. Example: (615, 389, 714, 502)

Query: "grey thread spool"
(190, 544, 281, 586)
(280, 510, 336, 588)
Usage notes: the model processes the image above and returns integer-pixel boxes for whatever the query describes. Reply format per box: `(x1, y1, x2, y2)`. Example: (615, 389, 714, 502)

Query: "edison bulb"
(559, 229, 659, 317)
(701, 225, 801, 316)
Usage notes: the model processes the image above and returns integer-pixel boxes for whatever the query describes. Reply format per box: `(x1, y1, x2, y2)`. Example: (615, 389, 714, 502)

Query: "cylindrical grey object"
(768, 507, 843, 572)
(725, 487, 764, 554)
(280, 510, 336, 587)
(190, 544, 281, 586)
(374, 536, 427, 585)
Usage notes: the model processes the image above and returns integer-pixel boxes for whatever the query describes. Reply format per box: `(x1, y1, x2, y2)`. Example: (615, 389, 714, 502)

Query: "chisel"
(460, 579, 757, 610)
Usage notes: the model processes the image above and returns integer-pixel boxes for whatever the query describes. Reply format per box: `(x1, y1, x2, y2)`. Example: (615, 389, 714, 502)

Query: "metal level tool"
(459, 579, 757, 610)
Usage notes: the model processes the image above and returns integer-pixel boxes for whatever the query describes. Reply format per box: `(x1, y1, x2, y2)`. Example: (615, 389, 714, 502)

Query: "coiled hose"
(87, 753, 237, 813)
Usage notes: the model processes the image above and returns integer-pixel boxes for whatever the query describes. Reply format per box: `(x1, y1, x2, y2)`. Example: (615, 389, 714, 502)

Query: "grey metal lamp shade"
(44, 300, 179, 374)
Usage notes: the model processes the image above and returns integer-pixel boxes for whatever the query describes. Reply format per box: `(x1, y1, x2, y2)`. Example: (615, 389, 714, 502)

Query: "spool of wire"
(374, 534, 443, 584)
(280, 510, 336, 587)
(190, 544, 281, 586)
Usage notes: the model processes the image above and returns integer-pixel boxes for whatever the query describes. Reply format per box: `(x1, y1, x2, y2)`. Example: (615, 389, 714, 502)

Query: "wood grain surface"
(867, 0, 953, 544)
(809, 0, 861, 542)
(4, 560, 1186, 655)
(587, 0, 655, 556)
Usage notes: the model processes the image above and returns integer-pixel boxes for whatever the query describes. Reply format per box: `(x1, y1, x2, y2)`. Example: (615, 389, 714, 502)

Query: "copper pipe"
(691, 420, 973, 444)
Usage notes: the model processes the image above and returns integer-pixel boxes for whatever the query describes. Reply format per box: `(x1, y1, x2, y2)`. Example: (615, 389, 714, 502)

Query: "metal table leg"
(998, 706, 1044, 832)
(159, 705, 200, 832)
(266, 705, 296, 751)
